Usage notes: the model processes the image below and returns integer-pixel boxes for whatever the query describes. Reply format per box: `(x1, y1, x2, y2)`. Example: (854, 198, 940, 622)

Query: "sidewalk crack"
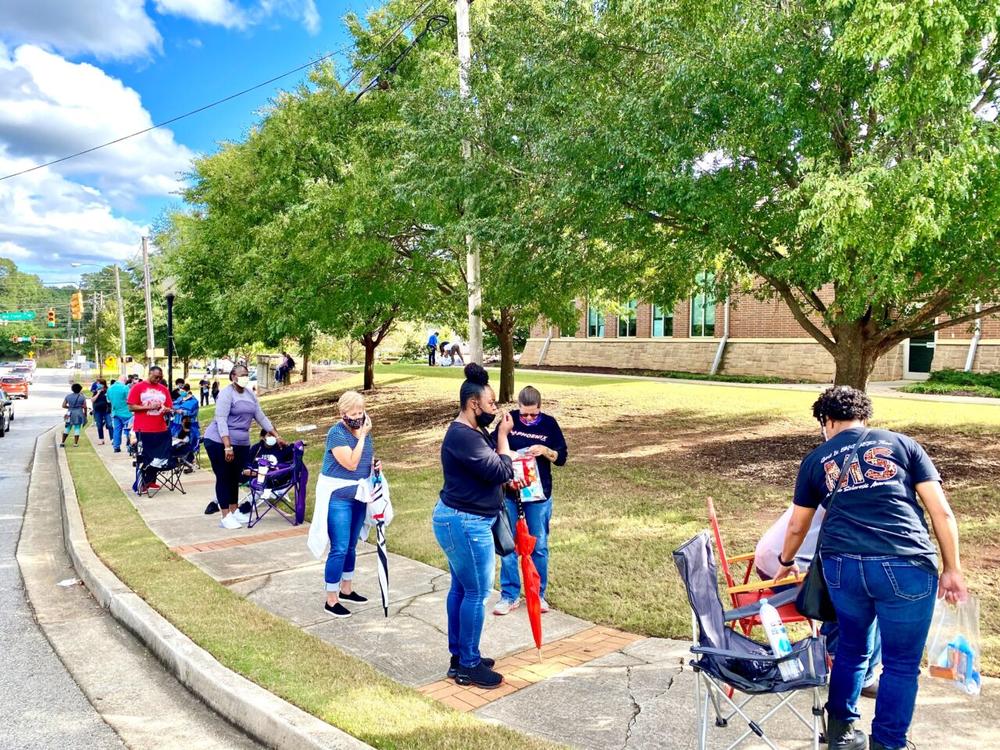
(623, 665, 640, 749)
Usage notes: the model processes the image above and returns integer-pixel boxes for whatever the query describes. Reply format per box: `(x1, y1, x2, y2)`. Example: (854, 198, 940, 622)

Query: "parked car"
(11, 366, 33, 383)
(64, 359, 76, 368)
(0, 389, 12, 437)
(19, 359, 36, 370)
(0, 375, 28, 399)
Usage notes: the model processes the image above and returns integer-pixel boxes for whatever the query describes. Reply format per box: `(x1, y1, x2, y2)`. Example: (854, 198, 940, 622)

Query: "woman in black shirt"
(434, 364, 516, 689)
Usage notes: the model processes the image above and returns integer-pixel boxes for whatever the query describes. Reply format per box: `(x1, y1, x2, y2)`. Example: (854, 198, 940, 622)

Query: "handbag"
(475, 426, 517, 556)
(795, 429, 871, 621)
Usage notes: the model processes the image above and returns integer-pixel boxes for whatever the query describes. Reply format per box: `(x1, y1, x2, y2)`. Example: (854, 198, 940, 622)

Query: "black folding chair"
(673, 533, 828, 750)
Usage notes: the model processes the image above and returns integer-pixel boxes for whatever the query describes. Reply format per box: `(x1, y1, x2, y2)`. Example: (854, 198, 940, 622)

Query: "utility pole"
(141, 236, 156, 367)
(114, 264, 127, 379)
(93, 290, 101, 377)
(456, 0, 483, 365)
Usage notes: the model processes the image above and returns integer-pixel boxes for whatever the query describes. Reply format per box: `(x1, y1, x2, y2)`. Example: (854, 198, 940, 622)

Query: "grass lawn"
(254, 364, 1000, 674)
(65, 439, 559, 750)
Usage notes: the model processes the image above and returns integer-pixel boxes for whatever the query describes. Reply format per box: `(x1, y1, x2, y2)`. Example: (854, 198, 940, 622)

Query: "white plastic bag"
(925, 596, 982, 697)
(512, 451, 546, 502)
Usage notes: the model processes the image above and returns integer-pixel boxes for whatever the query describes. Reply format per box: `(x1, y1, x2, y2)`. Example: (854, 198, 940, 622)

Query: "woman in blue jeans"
(774, 386, 968, 750)
(493, 385, 567, 616)
(434, 363, 517, 689)
(307, 390, 377, 618)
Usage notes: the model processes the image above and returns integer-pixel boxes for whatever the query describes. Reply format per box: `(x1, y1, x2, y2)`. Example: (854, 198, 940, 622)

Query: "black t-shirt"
(793, 426, 941, 573)
(439, 421, 514, 517)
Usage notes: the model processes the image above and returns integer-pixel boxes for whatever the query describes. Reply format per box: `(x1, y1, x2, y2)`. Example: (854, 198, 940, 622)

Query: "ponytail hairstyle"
(460, 363, 490, 408)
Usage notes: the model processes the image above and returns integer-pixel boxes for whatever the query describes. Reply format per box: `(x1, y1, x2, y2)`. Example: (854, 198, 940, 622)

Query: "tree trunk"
(362, 334, 377, 391)
(182, 358, 189, 380)
(300, 331, 313, 383)
(487, 308, 517, 403)
(829, 324, 883, 391)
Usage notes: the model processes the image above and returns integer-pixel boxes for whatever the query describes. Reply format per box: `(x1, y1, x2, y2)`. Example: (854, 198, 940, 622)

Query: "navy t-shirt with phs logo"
(793, 426, 941, 574)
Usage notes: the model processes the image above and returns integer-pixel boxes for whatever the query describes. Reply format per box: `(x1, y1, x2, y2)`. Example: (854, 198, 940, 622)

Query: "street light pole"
(455, 0, 483, 365)
(141, 236, 156, 367)
(114, 264, 127, 379)
(166, 291, 175, 388)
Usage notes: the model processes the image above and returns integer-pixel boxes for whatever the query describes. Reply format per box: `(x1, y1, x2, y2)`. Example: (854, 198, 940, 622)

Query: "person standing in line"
(170, 377, 186, 401)
(307, 390, 377, 618)
(493, 386, 568, 616)
(199, 377, 210, 407)
(427, 331, 439, 366)
(433, 364, 517, 689)
(211, 380, 220, 403)
(61, 383, 88, 448)
(202, 364, 282, 529)
(91, 378, 112, 445)
(106, 377, 132, 453)
(127, 366, 173, 493)
(774, 386, 968, 750)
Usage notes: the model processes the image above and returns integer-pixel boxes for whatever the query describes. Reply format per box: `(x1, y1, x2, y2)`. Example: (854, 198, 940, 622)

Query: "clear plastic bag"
(925, 596, 982, 697)
(512, 452, 546, 502)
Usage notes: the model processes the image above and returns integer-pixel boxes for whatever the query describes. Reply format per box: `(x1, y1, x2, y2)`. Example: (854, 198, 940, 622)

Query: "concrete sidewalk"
(87, 429, 999, 749)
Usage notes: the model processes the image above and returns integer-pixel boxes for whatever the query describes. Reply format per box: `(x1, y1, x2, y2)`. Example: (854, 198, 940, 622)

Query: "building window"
(587, 305, 605, 338)
(618, 300, 638, 337)
(690, 273, 716, 337)
(652, 305, 673, 337)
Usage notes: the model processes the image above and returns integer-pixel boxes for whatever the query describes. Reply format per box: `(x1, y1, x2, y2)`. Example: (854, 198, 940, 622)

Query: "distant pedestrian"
(211, 380, 220, 403)
(171, 377, 186, 401)
(203, 365, 282, 529)
(127, 366, 173, 494)
(199, 377, 210, 406)
(307, 390, 377, 618)
(427, 331, 439, 366)
(493, 386, 567, 616)
(91, 379, 112, 445)
(448, 338, 464, 365)
(61, 383, 88, 448)
(434, 364, 517, 689)
(275, 351, 295, 384)
(106, 378, 132, 453)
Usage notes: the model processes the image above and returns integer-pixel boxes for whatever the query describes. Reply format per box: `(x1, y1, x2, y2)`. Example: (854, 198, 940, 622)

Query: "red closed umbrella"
(514, 499, 544, 660)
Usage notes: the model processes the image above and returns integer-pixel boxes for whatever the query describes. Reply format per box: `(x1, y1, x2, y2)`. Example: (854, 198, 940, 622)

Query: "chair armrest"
(724, 587, 799, 622)
(728, 552, 756, 563)
(726, 574, 804, 595)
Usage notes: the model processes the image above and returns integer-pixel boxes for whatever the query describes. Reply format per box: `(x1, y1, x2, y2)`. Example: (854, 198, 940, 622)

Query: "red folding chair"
(706, 496, 807, 635)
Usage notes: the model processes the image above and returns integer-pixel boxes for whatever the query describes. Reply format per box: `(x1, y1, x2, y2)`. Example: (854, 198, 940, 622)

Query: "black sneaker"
(204, 501, 220, 515)
(324, 602, 352, 618)
(447, 654, 495, 679)
(113, 448, 121, 453)
(339, 591, 368, 603)
(455, 661, 503, 689)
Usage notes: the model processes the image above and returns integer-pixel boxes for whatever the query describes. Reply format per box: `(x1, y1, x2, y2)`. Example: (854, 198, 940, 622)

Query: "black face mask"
(344, 414, 365, 430)
(475, 410, 496, 429)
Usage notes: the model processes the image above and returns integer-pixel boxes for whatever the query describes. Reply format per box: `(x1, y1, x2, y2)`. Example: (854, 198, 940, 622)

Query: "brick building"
(523, 287, 1000, 382)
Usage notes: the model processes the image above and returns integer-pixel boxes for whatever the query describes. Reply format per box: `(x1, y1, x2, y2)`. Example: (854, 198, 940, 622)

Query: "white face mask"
(264, 436, 277, 447)
(235, 375, 250, 388)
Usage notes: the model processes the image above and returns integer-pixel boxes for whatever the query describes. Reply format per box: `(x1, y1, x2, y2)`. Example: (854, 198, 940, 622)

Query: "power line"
(0, 0, 439, 184)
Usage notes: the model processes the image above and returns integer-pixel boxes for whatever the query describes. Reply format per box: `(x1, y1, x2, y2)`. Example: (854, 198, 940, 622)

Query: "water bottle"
(759, 598, 804, 681)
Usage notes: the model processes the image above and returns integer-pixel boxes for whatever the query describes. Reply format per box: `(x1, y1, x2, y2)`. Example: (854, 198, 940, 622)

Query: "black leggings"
(204, 438, 250, 508)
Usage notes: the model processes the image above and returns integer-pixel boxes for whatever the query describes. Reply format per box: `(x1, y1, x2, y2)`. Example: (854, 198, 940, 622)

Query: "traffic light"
(70, 292, 83, 320)
(47, 308, 56, 327)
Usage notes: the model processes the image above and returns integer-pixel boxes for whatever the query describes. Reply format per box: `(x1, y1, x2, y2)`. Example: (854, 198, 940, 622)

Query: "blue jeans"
(822, 621, 881, 688)
(823, 553, 937, 749)
(432, 500, 495, 669)
(112, 415, 131, 451)
(499, 497, 552, 601)
(93, 410, 112, 440)
(325, 498, 367, 591)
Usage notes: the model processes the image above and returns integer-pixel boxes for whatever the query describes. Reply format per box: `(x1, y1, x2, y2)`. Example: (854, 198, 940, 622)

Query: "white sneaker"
(231, 510, 251, 524)
(219, 514, 242, 530)
(493, 598, 520, 616)
(539, 597, 550, 613)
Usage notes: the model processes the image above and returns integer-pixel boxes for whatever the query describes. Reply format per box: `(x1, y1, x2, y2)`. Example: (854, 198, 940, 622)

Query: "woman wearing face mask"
(433, 364, 517, 689)
(493, 385, 568, 616)
(203, 364, 283, 530)
(307, 390, 379, 618)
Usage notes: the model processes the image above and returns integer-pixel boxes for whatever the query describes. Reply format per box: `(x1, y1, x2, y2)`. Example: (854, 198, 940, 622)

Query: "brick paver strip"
(417, 625, 644, 712)
(170, 525, 308, 555)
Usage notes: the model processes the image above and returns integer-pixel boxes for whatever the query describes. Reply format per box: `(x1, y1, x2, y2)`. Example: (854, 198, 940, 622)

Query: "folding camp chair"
(707, 497, 807, 636)
(673, 533, 828, 750)
(245, 440, 308, 528)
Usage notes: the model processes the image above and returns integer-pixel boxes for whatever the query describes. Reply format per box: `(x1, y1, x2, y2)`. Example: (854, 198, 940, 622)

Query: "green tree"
(494, 0, 1000, 389)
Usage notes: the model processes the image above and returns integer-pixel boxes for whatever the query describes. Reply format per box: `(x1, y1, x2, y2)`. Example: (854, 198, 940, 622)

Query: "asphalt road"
(0, 367, 124, 749)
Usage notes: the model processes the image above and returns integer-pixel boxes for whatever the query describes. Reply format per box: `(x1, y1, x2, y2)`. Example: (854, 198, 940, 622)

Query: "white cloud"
(0, 0, 161, 60)
(0, 45, 195, 205)
(0, 240, 31, 259)
(154, 0, 248, 30)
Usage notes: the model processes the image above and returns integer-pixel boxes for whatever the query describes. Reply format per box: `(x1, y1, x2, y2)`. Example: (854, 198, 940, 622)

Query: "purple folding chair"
(246, 440, 308, 527)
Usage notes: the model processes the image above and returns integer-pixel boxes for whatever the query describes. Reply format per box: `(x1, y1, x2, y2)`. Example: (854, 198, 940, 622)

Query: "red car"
(0, 376, 28, 399)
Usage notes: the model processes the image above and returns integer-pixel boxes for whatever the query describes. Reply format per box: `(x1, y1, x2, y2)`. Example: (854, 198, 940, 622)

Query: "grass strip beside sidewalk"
(65, 438, 558, 750)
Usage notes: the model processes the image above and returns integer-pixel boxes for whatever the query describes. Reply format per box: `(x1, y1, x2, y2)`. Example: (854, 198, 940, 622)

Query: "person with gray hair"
(203, 364, 282, 528)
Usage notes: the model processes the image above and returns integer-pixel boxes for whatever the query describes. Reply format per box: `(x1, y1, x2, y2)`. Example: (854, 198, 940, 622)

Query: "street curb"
(53, 430, 373, 750)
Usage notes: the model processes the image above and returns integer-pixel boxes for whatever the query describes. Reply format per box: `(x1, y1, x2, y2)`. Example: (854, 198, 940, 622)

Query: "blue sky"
(0, 0, 378, 283)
